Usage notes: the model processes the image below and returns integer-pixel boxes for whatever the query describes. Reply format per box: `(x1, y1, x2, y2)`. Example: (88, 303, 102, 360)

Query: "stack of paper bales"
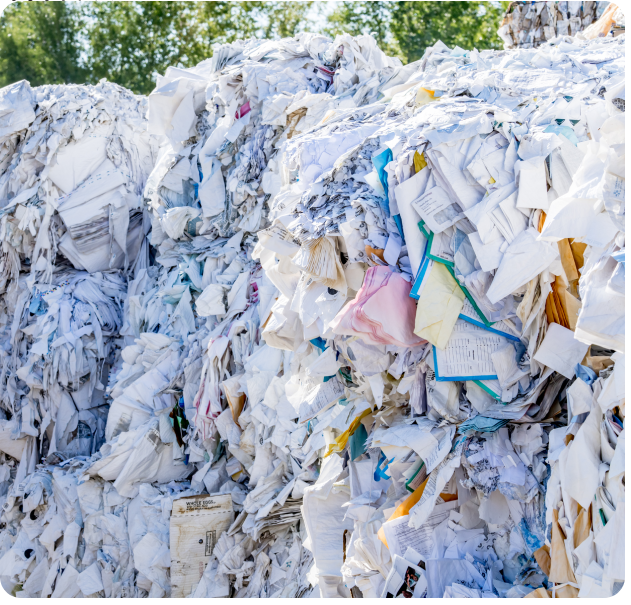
(0, 79, 155, 594)
(498, 1, 606, 49)
(0, 26, 625, 600)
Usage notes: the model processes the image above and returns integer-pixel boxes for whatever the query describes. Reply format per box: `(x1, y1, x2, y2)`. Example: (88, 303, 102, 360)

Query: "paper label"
(170, 493, 233, 598)
(298, 376, 345, 424)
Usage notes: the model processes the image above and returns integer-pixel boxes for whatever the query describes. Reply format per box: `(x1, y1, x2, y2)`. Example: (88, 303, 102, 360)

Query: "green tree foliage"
(87, 1, 213, 95)
(390, 1, 506, 63)
(326, 1, 506, 63)
(0, 1, 507, 94)
(87, 1, 313, 94)
(257, 1, 314, 39)
(324, 1, 399, 56)
(0, 1, 313, 95)
(0, 1, 87, 88)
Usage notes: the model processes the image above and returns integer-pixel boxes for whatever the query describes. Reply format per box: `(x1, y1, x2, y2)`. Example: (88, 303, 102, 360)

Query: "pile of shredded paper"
(0, 24, 625, 600)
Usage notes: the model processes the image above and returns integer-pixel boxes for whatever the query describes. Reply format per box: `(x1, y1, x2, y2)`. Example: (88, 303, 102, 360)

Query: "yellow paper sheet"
(413, 262, 465, 349)
(413, 150, 427, 173)
(323, 408, 372, 458)
(415, 88, 437, 107)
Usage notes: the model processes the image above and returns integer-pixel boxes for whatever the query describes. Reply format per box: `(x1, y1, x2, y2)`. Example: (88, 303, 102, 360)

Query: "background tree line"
(0, 1, 507, 95)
